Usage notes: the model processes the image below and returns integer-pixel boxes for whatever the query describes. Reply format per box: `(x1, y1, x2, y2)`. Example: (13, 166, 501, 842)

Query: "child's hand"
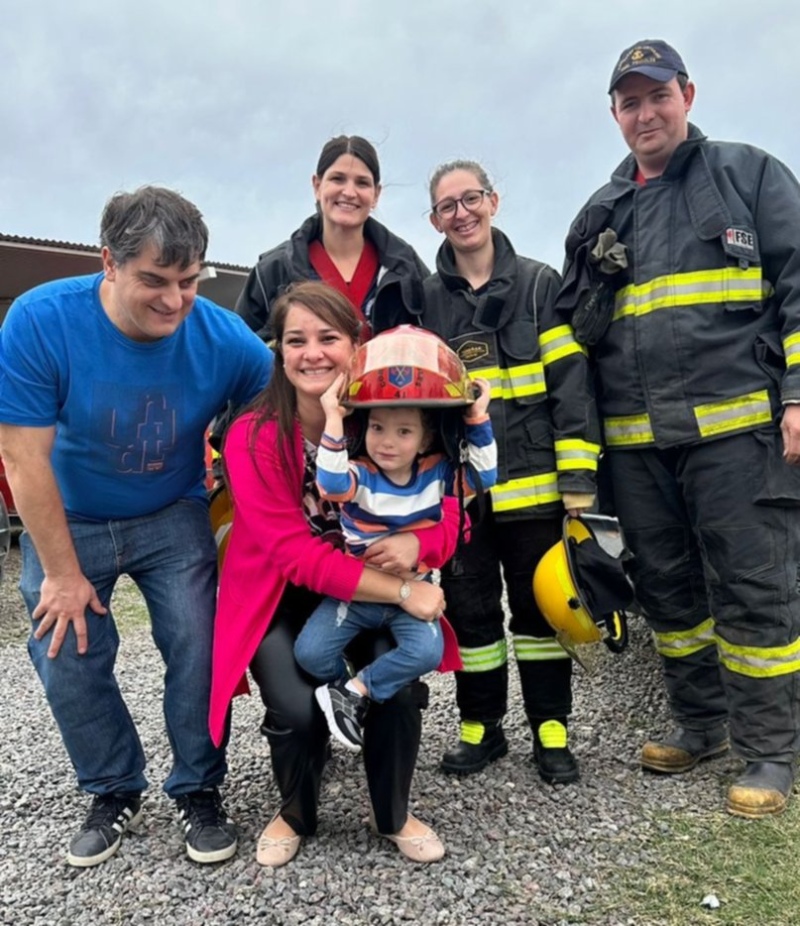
(464, 378, 492, 420)
(320, 373, 348, 419)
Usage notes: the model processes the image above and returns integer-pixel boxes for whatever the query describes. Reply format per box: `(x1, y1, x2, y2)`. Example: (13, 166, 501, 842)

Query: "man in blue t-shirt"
(0, 186, 273, 867)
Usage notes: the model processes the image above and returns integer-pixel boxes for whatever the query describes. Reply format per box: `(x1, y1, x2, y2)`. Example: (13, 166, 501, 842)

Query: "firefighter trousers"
(440, 502, 572, 727)
(607, 431, 800, 763)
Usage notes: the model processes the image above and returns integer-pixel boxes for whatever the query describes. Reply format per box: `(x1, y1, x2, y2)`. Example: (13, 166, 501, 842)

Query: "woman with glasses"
(235, 135, 428, 342)
(421, 160, 601, 784)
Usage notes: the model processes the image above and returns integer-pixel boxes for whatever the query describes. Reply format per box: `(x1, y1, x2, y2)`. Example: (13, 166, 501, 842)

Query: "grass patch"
(109, 574, 150, 633)
(596, 802, 800, 925)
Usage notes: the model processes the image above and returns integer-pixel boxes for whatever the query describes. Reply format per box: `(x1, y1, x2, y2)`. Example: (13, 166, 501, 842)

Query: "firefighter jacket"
(235, 214, 429, 340)
(422, 228, 600, 521)
(559, 124, 800, 450)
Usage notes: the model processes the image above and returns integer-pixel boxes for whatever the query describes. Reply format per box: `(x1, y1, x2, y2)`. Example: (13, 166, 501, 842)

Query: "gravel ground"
(0, 544, 742, 926)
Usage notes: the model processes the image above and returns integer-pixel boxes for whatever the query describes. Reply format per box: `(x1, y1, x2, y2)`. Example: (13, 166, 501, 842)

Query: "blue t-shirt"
(0, 273, 272, 519)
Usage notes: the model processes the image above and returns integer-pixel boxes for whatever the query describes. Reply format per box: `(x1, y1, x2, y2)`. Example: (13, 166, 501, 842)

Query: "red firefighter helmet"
(344, 325, 475, 408)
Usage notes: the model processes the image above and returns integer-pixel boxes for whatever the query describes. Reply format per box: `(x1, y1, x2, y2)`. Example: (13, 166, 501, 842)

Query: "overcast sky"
(2, 0, 798, 276)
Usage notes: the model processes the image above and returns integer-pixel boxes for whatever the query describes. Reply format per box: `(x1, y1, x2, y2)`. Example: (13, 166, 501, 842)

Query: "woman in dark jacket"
(236, 135, 428, 341)
(421, 159, 601, 784)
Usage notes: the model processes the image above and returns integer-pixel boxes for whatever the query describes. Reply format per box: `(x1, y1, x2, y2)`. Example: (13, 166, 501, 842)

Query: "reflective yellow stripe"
(459, 638, 508, 672)
(491, 472, 560, 512)
(554, 438, 601, 472)
(502, 362, 546, 398)
(460, 720, 487, 745)
(783, 331, 800, 368)
(654, 617, 716, 658)
(538, 719, 568, 748)
(604, 413, 655, 447)
(613, 267, 765, 321)
(539, 325, 586, 364)
(469, 364, 503, 399)
(470, 363, 546, 400)
(513, 635, 570, 661)
(717, 634, 800, 679)
(693, 390, 772, 439)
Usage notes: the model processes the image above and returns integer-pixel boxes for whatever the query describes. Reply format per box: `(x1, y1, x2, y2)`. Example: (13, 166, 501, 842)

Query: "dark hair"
(247, 281, 361, 471)
(315, 135, 381, 184)
(100, 185, 208, 269)
(429, 160, 493, 205)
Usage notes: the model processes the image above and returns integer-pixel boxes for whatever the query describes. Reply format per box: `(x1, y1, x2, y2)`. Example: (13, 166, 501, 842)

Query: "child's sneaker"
(315, 679, 367, 751)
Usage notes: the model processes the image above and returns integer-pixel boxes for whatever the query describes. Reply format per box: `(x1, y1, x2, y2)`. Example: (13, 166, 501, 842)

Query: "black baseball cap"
(608, 40, 688, 93)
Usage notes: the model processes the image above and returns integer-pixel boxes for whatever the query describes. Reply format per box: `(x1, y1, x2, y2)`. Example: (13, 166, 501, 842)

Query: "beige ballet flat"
(256, 815, 302, 868)
(371, 811, 445, 863)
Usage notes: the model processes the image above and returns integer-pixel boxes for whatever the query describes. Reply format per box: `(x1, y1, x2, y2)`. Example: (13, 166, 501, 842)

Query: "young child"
(294, 369, 497, 751)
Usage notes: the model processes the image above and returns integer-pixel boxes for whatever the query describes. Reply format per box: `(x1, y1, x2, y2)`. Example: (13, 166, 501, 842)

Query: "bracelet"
(321, 431, 348, 447)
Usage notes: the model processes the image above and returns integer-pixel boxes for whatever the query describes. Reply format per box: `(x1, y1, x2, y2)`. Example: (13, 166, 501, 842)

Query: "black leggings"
(249, 584, 428, 836)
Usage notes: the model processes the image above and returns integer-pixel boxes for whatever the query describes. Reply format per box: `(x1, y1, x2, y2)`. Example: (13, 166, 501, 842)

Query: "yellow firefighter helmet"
(209, 485, 233, 569)
(533, 514, 633, 660)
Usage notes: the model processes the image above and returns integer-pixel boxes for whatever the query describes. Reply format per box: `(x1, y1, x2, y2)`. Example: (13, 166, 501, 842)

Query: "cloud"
(2, 0, 797, 271)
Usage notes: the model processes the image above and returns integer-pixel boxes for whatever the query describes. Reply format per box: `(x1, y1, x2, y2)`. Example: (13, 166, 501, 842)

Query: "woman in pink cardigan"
(209, 282, 462, 868)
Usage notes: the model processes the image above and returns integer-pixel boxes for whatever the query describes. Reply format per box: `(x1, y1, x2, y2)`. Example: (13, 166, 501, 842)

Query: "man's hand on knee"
(33, 574, 108, 658)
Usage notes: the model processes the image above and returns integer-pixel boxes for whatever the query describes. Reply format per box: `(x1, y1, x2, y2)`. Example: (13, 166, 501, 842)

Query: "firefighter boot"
(641, 725, 729, 774)
(440, 721, 508, 775)
(532, 720, 579, 785)
(726, 762, 795, 819)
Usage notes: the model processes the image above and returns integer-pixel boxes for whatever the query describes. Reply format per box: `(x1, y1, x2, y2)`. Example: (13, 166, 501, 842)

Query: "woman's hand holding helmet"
(562, 492, 596, 518)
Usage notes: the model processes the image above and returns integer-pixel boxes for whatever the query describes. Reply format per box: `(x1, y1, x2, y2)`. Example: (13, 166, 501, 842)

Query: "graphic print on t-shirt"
(95, 383, 181, 476)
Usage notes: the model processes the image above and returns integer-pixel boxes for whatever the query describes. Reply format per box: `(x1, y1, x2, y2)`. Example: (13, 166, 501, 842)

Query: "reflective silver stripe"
(554, 439, 600, 472)
(214, 524, 232, 549)
(603, 413, 655, 447)
(716, 634, 800, 679)
(613, 268, 764, 321)
(502, 363, 546, 398)
(539, 325, 585, 365)
(513, 635, 570, 661)
(693, 390, 771, 438)
(653, 617, 715, 658)
(459, 639, 508, 672)
(784, 332, 800, 368)
(490, 472, 560, 512)
(470, 364, 545, 400)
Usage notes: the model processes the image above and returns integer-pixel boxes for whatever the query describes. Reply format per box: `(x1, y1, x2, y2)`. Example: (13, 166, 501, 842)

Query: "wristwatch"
(398, 581, 412, 603)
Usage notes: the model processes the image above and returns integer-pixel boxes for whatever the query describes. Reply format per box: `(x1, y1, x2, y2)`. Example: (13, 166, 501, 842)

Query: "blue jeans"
(20, 498, 226, 798)
(294, 593, 444, 702)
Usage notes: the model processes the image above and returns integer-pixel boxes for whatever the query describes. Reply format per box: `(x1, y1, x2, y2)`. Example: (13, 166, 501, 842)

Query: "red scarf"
(308, 238, 379, 326)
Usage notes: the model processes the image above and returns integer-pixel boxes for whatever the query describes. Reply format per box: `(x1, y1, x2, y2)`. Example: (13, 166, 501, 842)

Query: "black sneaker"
(176, 787, 238, 864)
(315, 679, 367, 751)
(67, 791, 142, 868)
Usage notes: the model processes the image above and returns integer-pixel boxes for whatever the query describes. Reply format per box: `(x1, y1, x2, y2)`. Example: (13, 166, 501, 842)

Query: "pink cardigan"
(209, 413, 463, 746)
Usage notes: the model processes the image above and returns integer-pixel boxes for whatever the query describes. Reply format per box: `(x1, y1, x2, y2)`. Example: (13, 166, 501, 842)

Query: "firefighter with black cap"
(557, 39, 800, 817)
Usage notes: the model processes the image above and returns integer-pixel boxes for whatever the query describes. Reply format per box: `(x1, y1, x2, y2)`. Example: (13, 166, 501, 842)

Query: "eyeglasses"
(431, 189, 492, 220)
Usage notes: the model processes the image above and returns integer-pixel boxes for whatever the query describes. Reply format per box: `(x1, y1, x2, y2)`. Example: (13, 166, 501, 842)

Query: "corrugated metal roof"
(0, 232, 249, 272)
